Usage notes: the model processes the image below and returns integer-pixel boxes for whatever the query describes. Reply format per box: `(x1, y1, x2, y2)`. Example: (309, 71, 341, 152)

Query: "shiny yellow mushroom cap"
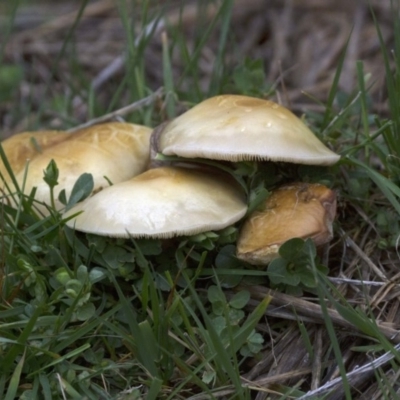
(0, 130, 70, 184)
(14, 122, 152, 212)
(237, 182, 337, 265)
(157, 95, 340, 165)
(64, 166, 247, 238)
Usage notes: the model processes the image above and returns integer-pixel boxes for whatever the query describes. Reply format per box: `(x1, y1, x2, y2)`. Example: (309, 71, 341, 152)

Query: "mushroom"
(63, 166, 247, 238)
(236, 182, 337, 265)
(0, 130, 70, 184)
(13, 122, 152, 212)
(153, 95, 340, 166)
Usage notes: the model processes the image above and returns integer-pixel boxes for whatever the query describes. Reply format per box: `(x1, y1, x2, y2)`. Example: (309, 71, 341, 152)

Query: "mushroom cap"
(158, 95, 340, 165)
(15, 122, 152, 211)
(0, 130, 70, 184)
(64, 166, 247, 238)
(237, 182, 337, 265)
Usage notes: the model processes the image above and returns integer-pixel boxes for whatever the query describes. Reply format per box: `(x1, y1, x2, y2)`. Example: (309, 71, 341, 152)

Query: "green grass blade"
(162, 31, 176, 118)
(146, 377, 164, 400)
(321, 32, 351, 131)
(1, 304, 43, 374)
(370, 2, 400, 154)
(28, 343, 90, 377)
(349, 156, 400, 215)
(308, 251, 352, 399)
(4, 349, 25, 400)
(0, 0, 20, 65)
(104, 268, 160, 378)
(207, 0, 234, 96)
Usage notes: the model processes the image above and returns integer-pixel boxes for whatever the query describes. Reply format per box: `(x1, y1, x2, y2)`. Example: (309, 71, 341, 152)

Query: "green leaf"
(229, 290, 250, 309)
(297, 265, 317, 288)
(215, 244, 245, 271)
(202, 370, 216, 385)
(247, 186, 270, 215)
(208, 285, 226, 303)
(232, 58, 269, 96)
(267, 258, 288, 284)
(65, 173, 94, 211)
(303, 238, 317, 259)
(211, 316, 226, 335)
(77, 264, 89, 282)
(76, 302, 96, 321)
(228, 308, 245, 325)
(212, 300, 225, 316)
(43, 159, 59, 188)
(279, 238, 305, 260)
(58, 189, 67, 205)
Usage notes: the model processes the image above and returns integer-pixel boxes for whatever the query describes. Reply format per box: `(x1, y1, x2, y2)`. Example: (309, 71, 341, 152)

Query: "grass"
(1, 0, 400, 399)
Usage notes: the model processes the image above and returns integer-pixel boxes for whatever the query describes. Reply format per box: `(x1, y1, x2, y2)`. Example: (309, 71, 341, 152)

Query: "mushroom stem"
(149, 121, 169, 169)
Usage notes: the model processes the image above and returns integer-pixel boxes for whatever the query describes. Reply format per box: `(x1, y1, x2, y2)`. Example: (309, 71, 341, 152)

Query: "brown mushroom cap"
(0, 130, 70, 184)
(64, 166, 247, 238)
(237, 182, 337, 265)
(157, 95, 340, 165)
(14, 122, 152, 211)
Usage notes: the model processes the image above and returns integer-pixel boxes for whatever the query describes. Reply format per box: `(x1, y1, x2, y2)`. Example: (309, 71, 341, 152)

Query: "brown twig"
(66, 88, 164, 133)
(237, 285, 400, 343)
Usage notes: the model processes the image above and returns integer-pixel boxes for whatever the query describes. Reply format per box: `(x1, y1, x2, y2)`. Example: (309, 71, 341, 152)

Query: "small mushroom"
(0, 130, 70, 184)
(13, 122, 152, 211)
(236, 182, 337, 265)
(153, 95, 340, 165)
(64, 166, 247, 238)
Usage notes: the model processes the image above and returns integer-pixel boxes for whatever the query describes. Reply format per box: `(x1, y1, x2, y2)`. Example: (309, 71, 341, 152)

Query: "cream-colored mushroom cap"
(157, 95, 340, 165)
(237, 182, 337, 265)
(0, 130, 70, 184)
(15, 122, 152, 211)
(64, 166, 247, 238)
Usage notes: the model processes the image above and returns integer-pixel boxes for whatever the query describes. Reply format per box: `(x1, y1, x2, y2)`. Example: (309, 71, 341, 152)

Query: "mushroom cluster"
(1, 94, 340, 266)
